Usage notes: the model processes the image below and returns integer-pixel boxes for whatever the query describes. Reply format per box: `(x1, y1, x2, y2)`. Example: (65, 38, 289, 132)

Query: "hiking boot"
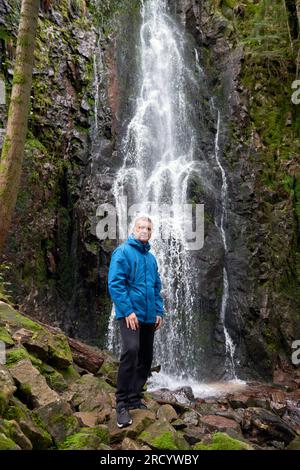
(128, 402, 148, 410)
(116, 407, 132, 428)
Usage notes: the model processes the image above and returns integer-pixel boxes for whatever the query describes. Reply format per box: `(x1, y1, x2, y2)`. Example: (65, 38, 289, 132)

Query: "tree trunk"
(0, 0, 40, 253)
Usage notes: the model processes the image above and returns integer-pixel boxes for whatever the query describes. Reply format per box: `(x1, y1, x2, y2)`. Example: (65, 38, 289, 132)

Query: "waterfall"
(106, 0, 238, 388)
(210, 98, 237, 380)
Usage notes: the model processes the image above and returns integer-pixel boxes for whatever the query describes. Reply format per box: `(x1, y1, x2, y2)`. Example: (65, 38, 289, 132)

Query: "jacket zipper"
(133, 259, 137, 283)
(143, 255, 148, 318)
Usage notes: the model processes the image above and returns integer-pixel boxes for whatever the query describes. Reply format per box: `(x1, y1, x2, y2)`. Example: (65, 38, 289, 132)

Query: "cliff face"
(0, 0, 115, 346)
(0, 0, 299, 381)
(184, 0, 300, 379)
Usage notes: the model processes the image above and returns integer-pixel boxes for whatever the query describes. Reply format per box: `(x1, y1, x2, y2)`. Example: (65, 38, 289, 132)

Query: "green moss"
(0, 432, 19, 450)
(13, 71, 27, 85)
(4, 402, 28, 422)
(294, 178, 300, 222)
(139, 430, 182, 450)
(0, 136, 11, 163)
(59, 426, 110, 450)
(0, 326, 14, 345)
(151, 431, 179, 450)
(48, 333, 73, 369)
(0, 302, 43, 332)
(223, 0, 237, 8)
(59, 365, 80, 383)
(0, 392, 7, 416)
(193, 432, 253, 450)
(6, 346, 31, 367)
(100, 361, 118, 384)
(38, 363, 68, 392)
(17, 382, 32, 405)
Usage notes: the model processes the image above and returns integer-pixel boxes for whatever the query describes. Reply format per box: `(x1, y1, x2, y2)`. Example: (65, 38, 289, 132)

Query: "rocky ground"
(0, 299, 300, 451)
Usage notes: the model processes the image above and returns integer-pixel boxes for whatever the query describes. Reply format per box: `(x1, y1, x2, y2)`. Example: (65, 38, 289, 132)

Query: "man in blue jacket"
(108, 216, 164, 428)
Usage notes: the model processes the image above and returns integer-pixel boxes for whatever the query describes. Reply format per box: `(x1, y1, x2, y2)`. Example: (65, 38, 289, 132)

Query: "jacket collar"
(126, 233, 151, 253)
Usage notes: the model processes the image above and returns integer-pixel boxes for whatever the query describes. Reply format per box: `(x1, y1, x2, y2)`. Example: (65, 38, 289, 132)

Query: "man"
(108, 216, 164, 428)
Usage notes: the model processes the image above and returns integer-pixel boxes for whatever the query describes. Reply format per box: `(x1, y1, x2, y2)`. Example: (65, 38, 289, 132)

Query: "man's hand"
(155, 315, 163, 330)
(126, 312, 139, 330)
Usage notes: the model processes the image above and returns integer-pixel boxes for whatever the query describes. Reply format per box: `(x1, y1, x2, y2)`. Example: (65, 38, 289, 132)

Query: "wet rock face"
(0, 1, 115, 346)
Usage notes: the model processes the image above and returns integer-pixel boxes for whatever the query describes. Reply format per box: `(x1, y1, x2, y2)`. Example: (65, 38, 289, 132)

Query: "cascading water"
(106, 0, 240, 391)
(210, 98, 237, 380)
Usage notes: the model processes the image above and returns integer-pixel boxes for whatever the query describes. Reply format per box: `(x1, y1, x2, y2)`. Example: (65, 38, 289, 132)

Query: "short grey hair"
(133, 215, 153, 229)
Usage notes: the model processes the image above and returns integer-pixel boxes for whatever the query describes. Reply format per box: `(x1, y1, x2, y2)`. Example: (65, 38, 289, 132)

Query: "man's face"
(133, 220, 153, 243)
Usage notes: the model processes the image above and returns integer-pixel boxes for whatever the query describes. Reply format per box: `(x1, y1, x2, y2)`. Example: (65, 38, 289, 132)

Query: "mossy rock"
(5, 346, 42, 368)
(37, 363, 68, 392)
(223, 0, 237, 8)
(138, 420, 189, 450)
(99, 361, 118, 386)
(23, 328, 73, 369)
(71, 374, 114, 412)
(59, 364, 80, 384)
(0, 302, 43, 332)
(4, 397, 52, 449)
(6, 346, 30, 367)
(193, 432, 254, 450)
(47, 333, 73, 369)
(0, 432, 21, 450)
(0, 326, 14, 346)
(59, 426, 110, 450)
(0, 302, 72, 369)
(0, 365, 16, 415)
(0, 418, 32, 449)
(34, 399, 80, 446)
(287, 436, 300, 450)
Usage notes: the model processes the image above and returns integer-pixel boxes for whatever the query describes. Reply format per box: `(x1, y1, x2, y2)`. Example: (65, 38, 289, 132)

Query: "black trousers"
(116, 318, 156, 410)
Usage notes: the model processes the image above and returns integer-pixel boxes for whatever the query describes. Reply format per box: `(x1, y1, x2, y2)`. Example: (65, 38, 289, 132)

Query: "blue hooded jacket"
(108, 233, 164, 323)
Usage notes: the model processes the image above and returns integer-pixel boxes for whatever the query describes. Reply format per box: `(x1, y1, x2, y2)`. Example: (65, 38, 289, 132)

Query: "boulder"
(182, 410, 199, 426)
(4, 396, 52, 449)
(241, 407, 296, 445)
(193, 432, 254, 450)
(58, 426, 110, 450)
(9, 359, 59, 408)
(199, 414, 241, 433)
(287, 436, 300, 450)
(70, 374, 113, 412)
(108, 409, 156, 443)
(0, 418, 32, 450)
(74, 411, 99, 428)
(34, 398, 80, 445)
(0, 325, 14, 346)
(138, 419, 189, 450)
(0, 432, 21, 450)
(0, 365, 16, 414)
(156, 404, 178, 423)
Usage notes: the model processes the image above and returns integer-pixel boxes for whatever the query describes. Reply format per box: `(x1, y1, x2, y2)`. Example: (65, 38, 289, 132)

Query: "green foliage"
(89, 0, 141, 36)
(237, 0, 295, 63)
(0, 262, 13, 304)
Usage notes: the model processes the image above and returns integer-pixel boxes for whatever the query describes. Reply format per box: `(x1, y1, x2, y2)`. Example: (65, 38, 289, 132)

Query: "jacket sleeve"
(108, 249, 134, 317)
(154, 260, 164, 317)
